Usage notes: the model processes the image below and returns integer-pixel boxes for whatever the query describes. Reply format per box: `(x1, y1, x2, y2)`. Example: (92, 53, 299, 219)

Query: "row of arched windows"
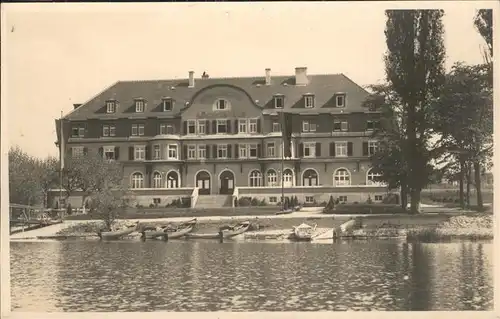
(130, 168, 383, 188)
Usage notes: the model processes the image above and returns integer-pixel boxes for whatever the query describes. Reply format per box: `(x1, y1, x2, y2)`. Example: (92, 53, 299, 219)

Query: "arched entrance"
(302, 169, 318, 186)
(195, 170, 211, 195)
(283, 168, 294, 187)
(166, 171, 179, 188)
(219, 170, 235, 195)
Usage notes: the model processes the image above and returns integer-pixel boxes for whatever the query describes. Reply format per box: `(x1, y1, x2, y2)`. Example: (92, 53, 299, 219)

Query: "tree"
(9, 146, 40, 205)
(474, 9, 493, 57)
(35, 156, 60, 207)
(384, 10, 446, 213)
(88, 186, 131, 231)
(431, 62, 493, 210)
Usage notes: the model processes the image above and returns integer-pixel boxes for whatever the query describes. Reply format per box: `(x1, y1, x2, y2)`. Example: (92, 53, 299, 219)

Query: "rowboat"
(276, 209, 293, 215)
(292, 223, 317, 241)
(97, 222, 139, 240)
(185, 221, 251, 239)
(141, 224, 195, 240)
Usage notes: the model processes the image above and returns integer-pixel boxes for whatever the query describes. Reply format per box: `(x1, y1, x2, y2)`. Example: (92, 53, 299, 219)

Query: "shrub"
(238, 197, 252, 207)
(333, 203, 405, 215)
(258, 198, 267, 206)
(66, 203, 72, 215)
(366, 196, 373, 204)
(181, 197, 191, 208)
(149, 203, 155, 208)
(322, 195, 336, 214)
(250, 197, 259, 206)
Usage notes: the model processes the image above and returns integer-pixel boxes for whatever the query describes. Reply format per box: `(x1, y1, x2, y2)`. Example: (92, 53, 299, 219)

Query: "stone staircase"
(195, 195, 232, 208)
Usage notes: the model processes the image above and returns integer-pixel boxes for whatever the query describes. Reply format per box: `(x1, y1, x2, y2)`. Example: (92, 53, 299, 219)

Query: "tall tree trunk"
(458, 159, 465, 209)
(465, 162, 471, 208)
(474, 161, 484, 209)
(400, 184, 408, 212)
(410, 188, 421, 214)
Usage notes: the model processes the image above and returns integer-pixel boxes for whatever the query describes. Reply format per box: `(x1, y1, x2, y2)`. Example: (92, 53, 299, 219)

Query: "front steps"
(195, 195, 232, 208)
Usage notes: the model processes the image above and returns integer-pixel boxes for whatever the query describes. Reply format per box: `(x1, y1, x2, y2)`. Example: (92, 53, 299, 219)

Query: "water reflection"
(10, 240, 493, 312)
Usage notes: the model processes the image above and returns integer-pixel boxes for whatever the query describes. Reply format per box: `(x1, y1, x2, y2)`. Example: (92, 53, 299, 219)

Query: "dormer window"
(304, 95, 315, 108)
(214, 98, 229, 111)
(135, 99, 145, 113)
(106, 100, 116, 113)
(335, 94, 346, 108)
(162, 98, 173, 112)
(274, 95, 284, 109)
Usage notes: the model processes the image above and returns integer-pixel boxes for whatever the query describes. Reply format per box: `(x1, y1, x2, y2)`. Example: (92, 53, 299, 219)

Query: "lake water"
(10, 240, 493, 312)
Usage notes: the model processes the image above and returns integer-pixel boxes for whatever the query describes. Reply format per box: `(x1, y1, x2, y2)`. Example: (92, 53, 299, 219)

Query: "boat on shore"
(185, 221, 251, 239)
(291, 223, 317, 241)
(97, 222, 139, 240)
(141, 224, 196, 240)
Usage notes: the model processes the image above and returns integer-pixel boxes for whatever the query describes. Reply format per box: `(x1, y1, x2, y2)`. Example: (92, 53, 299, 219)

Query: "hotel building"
(54, 67, 390, 208)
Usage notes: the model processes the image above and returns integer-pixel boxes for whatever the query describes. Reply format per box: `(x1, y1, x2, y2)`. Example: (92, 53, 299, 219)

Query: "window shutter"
(363, 142, 369, 156)
(212, 145, 217, 158)
(329, 142, 335, 157)
(212, 120, 217, 134)
(98, 147, 103, 158)
(257, 144, 262, 158)
(83, 147, 88, 156)
(206, 145, 211, 159)
(315, 143, 321, 157)
(235, 144, 239, 158)
(234, 120, 239, 133)
(145, 146, 151, 160)
(257, 119, 261, 133)
(299, 143, 303, 157)
(183, 121, 187, 135)
(114, 147, 120, 160)
(347, 142, 353, 156)
(227, 120, 231, 134)
(183, 145, 188, 159)
(206, 120, 210, 134)
(227, 144, 232, 158)
(129, 146, 134, 160)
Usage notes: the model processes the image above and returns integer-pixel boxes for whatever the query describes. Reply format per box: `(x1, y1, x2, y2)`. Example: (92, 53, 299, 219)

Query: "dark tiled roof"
(64, 73, 371, 120)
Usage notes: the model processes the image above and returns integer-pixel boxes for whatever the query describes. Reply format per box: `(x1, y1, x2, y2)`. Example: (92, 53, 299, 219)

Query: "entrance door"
(283, 169, 293, 187)
(219, 170, 235, 195)
(196, 171, 211, 195)
(302, 169, 318, 186)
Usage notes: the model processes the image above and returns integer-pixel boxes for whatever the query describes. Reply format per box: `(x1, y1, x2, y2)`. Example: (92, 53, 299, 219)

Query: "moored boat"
(186, 221, 251, 239)
(292, 223, 317, 241)
(141, 224, 195, 240)
(276, 209, 293, 215)
(97, 222, 139, 240)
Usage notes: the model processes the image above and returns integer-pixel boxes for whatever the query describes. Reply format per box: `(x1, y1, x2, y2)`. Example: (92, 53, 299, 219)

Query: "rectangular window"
(374, 195, 383, 202)
(153, 198, 161, 204)
(163, 99, 173, 111)
(305, 95, 315, 108)
(249, 144, 258, 158)
(335, 142, 348, 157)
(333, 120, 348, 132)
(367, 120, 380, 131)
(197, 120, 206, 135)
(305, 196, 314, 204)
(102, 125, 116, 137)
(167, 125, 174, 135)
(187, 120, 196, 134)
(106, 101, 116, 113)
(103, 146, 115, 160)
(368, 141, 379, 156)
(159, 124, 166, 135)
(71, 146, 84, 157)
(135, 100, 145, 113)
(197, 145, 206, 159)
(274, 96, 284, 108)
(302, 121, 316, 132)
(132, 124, 145, 136)
(216, 119, 227, 134)
(272, 122, 281, 132)
(215, 99, 227, 110)
(267, 143, 275, 158)
(249, 119, 258, 133)
(336, 95, 345, 107)
(269, 196, 278, 204)
(134, 146, 145, 160)
(188, 145, 196, 159)
(153, 145, 161, 160)
(109, 125, 116, 136)
(217, 144, 228, 159)
(72, 126, 85, 138)
(238, 119, 247, 134)
(303, 142, 316, 158)
(168, 145, 178, 159)
(338, 196, 348, 203)
(239, 144, 248, 158)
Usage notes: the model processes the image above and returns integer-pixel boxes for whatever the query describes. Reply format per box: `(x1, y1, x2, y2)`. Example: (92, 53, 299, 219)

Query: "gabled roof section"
(64, 73, 371, 120)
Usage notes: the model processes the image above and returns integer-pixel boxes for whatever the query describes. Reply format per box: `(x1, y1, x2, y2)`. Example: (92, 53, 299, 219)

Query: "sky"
(1, 2, 493, 159)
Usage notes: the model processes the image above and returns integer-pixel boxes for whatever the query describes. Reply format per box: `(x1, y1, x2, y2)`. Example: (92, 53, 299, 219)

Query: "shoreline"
(10, 211, 493, 243)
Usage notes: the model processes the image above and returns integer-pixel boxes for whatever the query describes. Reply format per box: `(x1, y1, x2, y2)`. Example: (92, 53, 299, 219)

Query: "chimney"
(73, 103, 82, 110)
(265, 68, 271, 85)
(188, 71, 195, 88)
(295, 67, 309, 86)
(202, 71, 209, 79)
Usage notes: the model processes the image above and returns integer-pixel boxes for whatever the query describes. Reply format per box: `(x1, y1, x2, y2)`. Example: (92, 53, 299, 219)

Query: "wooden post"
(218, 230, 224, 243)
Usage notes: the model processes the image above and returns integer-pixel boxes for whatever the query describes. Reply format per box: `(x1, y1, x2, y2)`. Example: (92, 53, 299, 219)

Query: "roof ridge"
(117, 73, 344, 83)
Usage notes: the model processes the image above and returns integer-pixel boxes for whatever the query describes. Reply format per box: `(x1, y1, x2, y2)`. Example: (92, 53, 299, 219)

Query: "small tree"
(89, 187, 131, 231)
